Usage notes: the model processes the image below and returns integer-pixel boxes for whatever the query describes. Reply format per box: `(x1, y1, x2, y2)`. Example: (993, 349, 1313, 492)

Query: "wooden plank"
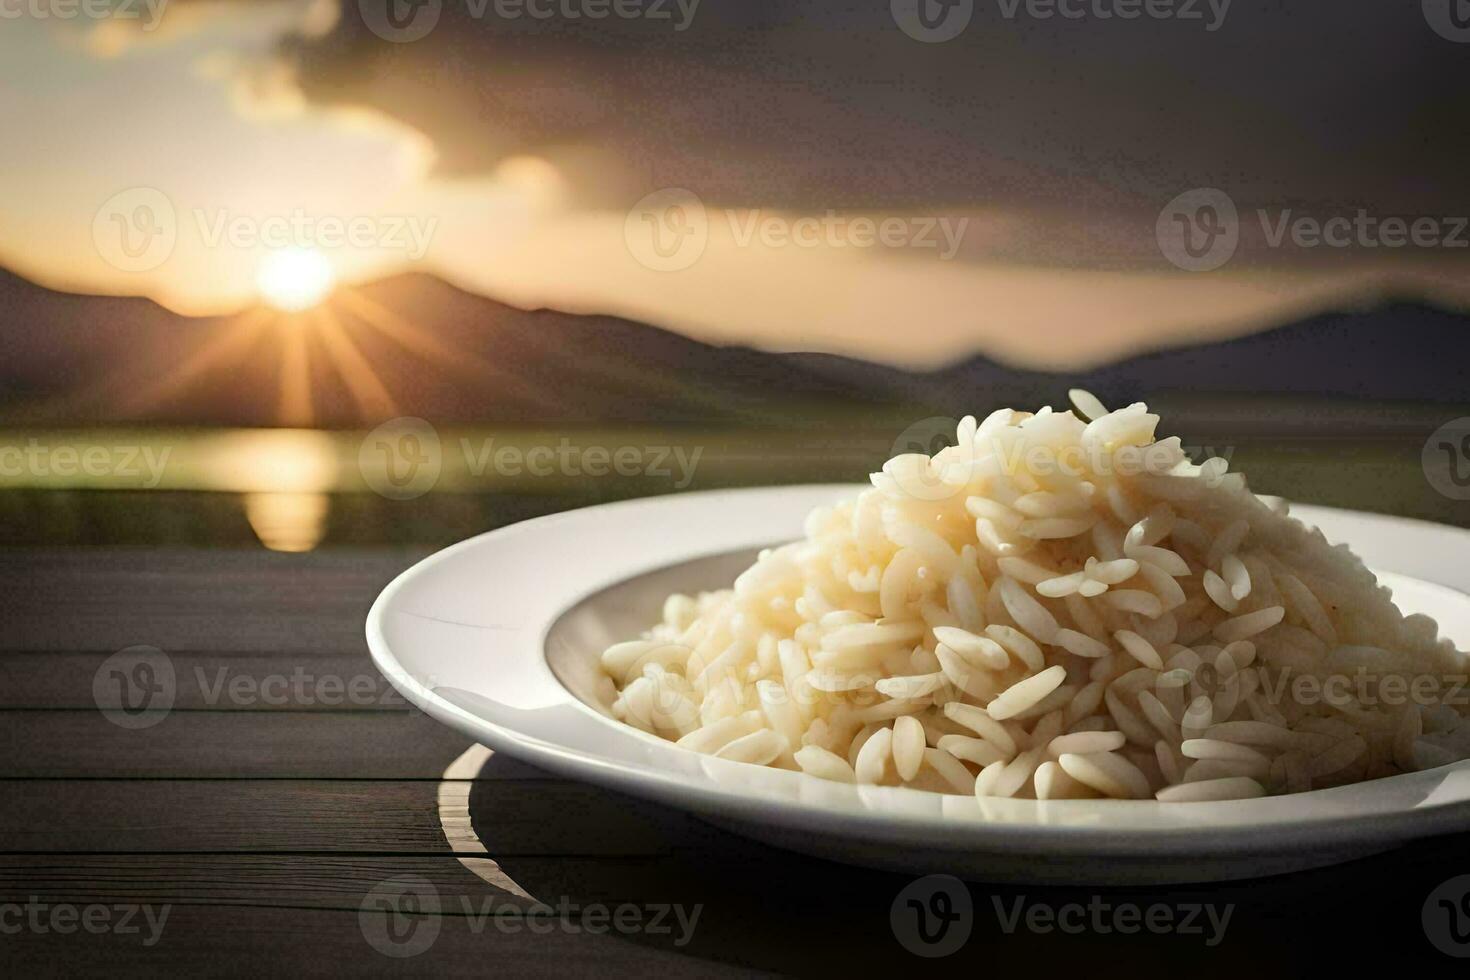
(0, 904, 747, 976)
(0, 854, 678, 910)
(0, 548, 423, 653)
(0, 710, 481, 778)
(0, 780, 449, 854)
(0, 651, 408, 711)
(1, 842, 1465, 975)
(0, 854, 508, 909)
(0, 779, 684, 856)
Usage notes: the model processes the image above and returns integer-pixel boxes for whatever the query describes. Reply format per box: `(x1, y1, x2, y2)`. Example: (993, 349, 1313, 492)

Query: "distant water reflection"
(196, 430, 338, 552)
(242, 490, 330, 552)
(0, 423, 1453, 551)
(0, 425, 879, 551)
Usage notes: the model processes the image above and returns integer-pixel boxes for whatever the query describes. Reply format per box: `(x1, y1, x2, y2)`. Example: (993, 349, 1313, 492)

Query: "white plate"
(368, 485, 1470, 884)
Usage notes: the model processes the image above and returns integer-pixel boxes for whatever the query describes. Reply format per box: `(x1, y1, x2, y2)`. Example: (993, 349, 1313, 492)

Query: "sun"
(256, 248, 336, 312)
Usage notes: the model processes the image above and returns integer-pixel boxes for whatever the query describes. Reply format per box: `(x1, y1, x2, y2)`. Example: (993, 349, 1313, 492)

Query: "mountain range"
(2, 267, 1466, 431)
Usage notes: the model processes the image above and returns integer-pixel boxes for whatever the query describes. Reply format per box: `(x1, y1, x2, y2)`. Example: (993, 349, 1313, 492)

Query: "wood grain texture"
(0, 710, 478, 778)
(3, 548, 1470, 975)
(0, 904, 753, 977)
(0, 779, 675, 856)
(0, 651, 408, 711)
(0, 854, 519, 908)
(0, 548, 424, 654)
(0, 547, 770, 974)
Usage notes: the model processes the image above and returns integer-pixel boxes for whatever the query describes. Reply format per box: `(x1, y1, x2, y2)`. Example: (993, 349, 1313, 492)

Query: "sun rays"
(43, 241, 793, 432)
(118, 307, 275, 416)
(310, 305, 398, 419)
(274, 314, 315, 427)
(334, 288, 564, 415)
(110, 280, 498, 426)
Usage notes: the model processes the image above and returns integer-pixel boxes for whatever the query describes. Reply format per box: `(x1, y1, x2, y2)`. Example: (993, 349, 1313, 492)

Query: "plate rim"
(366, 484, 1470, 858)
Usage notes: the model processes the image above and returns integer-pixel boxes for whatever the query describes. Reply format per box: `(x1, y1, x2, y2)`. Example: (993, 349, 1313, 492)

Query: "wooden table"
(2, 548, 1468, 975)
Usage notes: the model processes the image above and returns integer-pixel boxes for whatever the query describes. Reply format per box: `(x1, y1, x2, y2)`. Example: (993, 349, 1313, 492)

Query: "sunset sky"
(3, 0, 1467, 368)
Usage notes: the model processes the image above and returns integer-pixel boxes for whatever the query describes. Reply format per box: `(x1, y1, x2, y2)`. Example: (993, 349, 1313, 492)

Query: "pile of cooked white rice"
(603, 392, 1470, 802)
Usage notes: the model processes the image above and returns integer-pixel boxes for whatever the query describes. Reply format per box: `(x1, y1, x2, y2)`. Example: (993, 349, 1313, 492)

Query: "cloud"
(57, 0, 332, 58)
(8, 1, 1469, 369)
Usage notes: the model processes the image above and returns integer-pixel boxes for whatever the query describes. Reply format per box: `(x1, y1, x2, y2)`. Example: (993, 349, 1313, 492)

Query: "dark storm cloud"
(285, 1, 1470, 216)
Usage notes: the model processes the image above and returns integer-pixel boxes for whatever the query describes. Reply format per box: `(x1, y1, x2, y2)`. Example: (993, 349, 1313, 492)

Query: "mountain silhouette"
(1, 267, 1466, 430)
